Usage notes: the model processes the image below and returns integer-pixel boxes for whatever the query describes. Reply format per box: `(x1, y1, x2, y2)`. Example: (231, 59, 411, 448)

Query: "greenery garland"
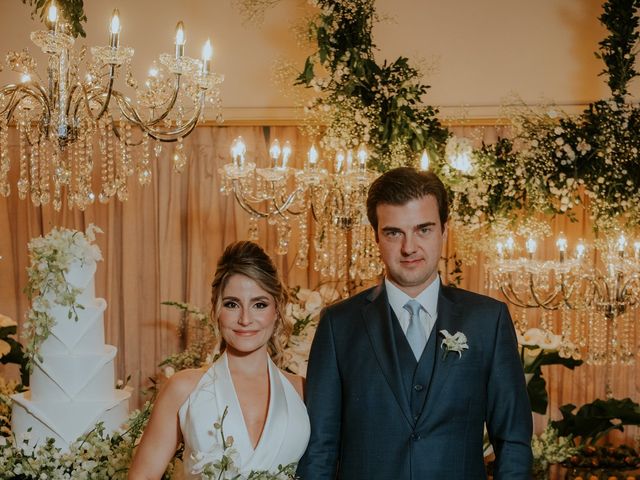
(449, 0, 640, 249)
(22, 0, 87, 38)
(297, 0, 450, 172)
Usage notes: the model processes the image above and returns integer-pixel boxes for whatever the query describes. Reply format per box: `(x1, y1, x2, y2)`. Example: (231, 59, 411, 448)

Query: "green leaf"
(527, 370, 549, 414)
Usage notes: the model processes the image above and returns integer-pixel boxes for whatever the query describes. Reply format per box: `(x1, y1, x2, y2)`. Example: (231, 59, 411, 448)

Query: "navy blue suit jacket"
(297, 282, 533, 479)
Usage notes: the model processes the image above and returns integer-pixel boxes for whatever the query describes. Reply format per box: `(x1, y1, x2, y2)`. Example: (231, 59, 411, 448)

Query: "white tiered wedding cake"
(11, 226, 130, 452)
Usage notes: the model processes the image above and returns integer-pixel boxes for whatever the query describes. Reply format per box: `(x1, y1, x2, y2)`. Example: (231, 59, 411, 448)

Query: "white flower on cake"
(439, 330, 469, 359)
(23, 224, 103, 369)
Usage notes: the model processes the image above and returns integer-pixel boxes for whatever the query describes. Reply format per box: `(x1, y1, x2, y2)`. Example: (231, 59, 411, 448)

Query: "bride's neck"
(226, 348, 269, 377)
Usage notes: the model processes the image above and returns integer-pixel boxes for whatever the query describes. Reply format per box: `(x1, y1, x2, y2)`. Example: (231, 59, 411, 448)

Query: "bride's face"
(218, 273, 278, 356)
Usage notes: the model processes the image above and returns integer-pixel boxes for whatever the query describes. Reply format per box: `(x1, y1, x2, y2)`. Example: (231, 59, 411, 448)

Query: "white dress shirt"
(385, 277, 440, 340)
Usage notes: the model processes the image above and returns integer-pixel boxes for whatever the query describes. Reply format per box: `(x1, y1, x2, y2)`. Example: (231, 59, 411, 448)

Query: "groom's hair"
(366, 167, 449, 233)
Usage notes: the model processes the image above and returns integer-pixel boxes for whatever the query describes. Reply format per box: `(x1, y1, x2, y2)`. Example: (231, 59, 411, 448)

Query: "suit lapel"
(363, 284, 413, 426)
(417, 285, 465, 419)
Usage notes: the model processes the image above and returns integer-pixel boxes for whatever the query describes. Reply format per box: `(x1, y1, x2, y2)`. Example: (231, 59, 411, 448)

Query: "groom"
(297, 167, 532, 479)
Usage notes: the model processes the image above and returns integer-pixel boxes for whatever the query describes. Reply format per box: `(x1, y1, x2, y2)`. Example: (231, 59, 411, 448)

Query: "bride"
(128, 241, 310, 479)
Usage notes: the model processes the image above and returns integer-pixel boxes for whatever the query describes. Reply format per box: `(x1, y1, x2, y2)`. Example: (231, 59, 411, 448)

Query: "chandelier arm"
(272, 187, 306, 216)
(141, 73, 183, 128)
(110, 89, 204, 142)
(527, 275, 562, 310)
(308, 187, 329, 223)
(499, 284, 536, 309)
(93, 64, 117, 121)
(232, 189, 271, 218)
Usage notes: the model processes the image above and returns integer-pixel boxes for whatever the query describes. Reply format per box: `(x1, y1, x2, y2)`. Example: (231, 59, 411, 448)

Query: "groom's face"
(375, 194, 447, 297)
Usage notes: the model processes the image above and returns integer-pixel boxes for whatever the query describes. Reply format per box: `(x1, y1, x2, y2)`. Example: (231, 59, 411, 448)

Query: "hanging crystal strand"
(106, 119, 117, 197)
(17, 116, 29, 199)
(124, 121, 134, 176)
(0, 118, 10, 196)
(80, 133, 95, 207)
(248, 215, 260, 241)
(516, 306, 528, 334)
(173, 137, 187, 173)
(560, 306, 573, 357)
(98, 118, 109, 202)
(337, 228, 348, 282)
(275, 215, 291, 255)
(116, 118, 128, 201)
(295, 214, 309, 269)
(52, 148, 63, 211)
(39, 141, 50, 205)
(138, 132, 151, 185)
(540, 308, 551, 332)
(29, 139, 41, 206)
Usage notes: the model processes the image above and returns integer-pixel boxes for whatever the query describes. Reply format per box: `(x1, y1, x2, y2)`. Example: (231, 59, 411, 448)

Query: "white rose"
(518, 327, 546, 347)
(305, 291, 323, 316)
(163, 366, 176, 378)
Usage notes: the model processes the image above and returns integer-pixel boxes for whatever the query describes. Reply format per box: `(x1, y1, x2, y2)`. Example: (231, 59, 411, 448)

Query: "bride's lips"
(233, 330, 259, 336)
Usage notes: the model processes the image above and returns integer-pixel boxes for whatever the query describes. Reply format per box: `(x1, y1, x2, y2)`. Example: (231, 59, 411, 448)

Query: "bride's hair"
(210, 240, 291, 366)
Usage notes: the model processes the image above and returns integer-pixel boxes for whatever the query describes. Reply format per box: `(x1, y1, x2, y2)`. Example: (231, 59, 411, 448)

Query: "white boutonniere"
(440, 329, 469, 359)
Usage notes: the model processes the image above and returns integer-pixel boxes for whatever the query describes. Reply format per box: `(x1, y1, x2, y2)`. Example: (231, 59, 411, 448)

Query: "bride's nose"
(238, 308, 252, 326)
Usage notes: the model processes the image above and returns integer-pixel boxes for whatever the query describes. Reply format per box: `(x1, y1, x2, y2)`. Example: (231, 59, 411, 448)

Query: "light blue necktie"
(404, 299, 427, 360)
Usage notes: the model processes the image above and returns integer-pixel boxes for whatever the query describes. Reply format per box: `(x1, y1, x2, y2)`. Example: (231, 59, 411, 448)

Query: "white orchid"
(439, 330, 469, 359)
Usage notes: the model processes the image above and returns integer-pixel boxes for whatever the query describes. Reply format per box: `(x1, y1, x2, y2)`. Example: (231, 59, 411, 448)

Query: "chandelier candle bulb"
(357, 144, 368, 172)
(505, 236, 515, 257)
(496, 241, 504, 259)
(634, 241, 640, 260)
(109, 9, 121, 49)
(556, 235, 568, 262)
(307, 144, 318, 169)
(419, 149, 430, 170)
(346, 150, 353, 172)
(525, 238, 537, 258)
(281, 141, 292, 170)
(47, 1, 58, 31)
(576, 242, 586, 260)
(617, 234, 627, 257)
(335, 151, 345, 173)
(201, 39, 212, 75)
(175, 22, 185, 59)
(269, 139, 281, 168)
(230, 137, 246, 169)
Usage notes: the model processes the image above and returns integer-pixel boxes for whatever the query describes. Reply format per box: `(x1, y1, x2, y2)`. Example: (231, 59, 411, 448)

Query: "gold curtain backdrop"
(0, 124, 637, 444)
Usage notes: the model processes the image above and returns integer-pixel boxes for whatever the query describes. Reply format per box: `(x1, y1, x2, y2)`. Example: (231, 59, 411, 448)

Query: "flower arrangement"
(531, 424, 578, 479)
(518, 327, 583, 414)
(190, 407, 297, 480)
(22, 224, 103, 371)
(294, 0, 450, 171)
(0, 404, 170, 479)
(447, 0, 640, 258)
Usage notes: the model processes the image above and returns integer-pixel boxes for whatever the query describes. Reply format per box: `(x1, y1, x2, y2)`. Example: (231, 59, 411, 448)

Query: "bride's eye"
(222, 300, 239, 309)
(254, 301, 269, 309)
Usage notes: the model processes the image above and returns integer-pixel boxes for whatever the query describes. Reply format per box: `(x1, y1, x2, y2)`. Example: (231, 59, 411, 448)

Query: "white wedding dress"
(178, 352, 310, 478)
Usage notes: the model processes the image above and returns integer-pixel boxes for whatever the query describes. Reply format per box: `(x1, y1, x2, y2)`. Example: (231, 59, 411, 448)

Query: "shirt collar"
(385, 276, 440, 320)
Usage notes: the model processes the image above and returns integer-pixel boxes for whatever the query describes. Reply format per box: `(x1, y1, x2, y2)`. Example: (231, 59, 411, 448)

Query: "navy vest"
(390, 308, 438, 425)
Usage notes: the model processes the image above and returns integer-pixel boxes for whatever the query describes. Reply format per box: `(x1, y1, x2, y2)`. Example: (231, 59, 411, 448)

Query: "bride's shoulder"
(160, 368, 208, 405)
(281, 370, 305, 399)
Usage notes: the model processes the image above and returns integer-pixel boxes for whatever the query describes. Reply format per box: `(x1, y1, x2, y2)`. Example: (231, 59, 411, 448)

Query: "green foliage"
(596, 0, 640, 100)
(22, 0, 87, 38)
(297, 0, 449, 171)
(551, 398, 640, 445)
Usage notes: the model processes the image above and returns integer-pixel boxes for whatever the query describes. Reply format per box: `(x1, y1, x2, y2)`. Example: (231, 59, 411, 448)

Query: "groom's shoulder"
(324, 285, 377, 315)
(442, 284, 505, 308)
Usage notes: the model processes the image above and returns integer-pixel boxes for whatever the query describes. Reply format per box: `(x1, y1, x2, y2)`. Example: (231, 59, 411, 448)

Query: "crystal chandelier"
(0, 2, 223, 210)
(488, 232, 640, 365)
(219, 136, 383, 283)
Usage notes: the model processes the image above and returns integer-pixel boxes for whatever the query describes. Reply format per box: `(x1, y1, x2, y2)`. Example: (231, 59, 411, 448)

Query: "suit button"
(413, 414, 419, 421)
(413, 384, 423, 392)
(410, 433, 421, 440)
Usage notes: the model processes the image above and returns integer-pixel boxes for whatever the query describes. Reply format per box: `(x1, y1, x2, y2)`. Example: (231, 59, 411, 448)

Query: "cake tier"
(30, 345, 119, 401)
(11, 388, 131, 451)
(40, 297, 107, 355)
